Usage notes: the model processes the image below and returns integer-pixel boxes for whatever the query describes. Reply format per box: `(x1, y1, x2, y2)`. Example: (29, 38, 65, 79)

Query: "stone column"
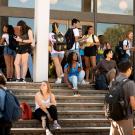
(33, 0, 50, 82)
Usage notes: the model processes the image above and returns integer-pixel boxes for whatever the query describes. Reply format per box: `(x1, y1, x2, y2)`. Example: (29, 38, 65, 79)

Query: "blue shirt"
(64, 62, 81, 77)
(0, 88, 6, 118)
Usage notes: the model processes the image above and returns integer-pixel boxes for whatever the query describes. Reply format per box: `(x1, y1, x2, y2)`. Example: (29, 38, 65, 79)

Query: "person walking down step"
(34, 81, 61, 135)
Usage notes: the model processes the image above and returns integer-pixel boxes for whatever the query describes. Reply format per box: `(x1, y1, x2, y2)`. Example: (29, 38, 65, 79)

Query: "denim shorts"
(4, 46, 16, 56)
(51, 52, 64, 58)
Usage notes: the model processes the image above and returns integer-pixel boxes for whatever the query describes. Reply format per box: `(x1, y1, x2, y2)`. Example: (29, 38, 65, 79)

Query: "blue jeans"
(68, 70, 85, 89)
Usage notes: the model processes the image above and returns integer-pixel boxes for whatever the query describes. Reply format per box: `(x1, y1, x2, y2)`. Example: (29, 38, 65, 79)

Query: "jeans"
(68, 70, 85, 89)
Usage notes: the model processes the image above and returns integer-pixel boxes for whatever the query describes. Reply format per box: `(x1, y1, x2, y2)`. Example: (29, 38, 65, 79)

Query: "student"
(82, 26, 99, 83)
(14, 20, 33, 82)
(122, 31, 134, 61)
(94, 49, 117, 90)
(0, 73, 12, 135)
(64, 52, 86, 96)
(49, 22, 64, 84)
(0, 25, 15, 81)
(34, 81, 61, 135)
(109, 60, 135, 135)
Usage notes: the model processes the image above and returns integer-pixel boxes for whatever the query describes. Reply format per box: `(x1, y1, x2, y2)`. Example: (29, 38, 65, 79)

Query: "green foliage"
(103, 24, 133, 49)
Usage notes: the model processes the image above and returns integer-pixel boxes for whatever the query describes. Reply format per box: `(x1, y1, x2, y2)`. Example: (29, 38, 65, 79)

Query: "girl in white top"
(123, 31, 134, 59)
(0, 25, 15, 81)
(34, 81, 61, 133)
(49, 22, 64, 84)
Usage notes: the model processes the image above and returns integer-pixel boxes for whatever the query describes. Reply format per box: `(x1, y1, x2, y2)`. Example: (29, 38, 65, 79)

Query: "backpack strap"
(92, 35, 96, 43)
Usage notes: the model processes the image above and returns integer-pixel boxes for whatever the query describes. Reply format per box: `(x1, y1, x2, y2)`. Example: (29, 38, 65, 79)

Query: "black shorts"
(84, 46, 97, 57)
(16, 45, 32, 54)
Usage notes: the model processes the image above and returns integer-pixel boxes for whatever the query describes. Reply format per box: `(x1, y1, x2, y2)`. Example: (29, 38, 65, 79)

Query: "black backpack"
(8, 35, 19, 51)
(104, 79, 130, 121)
(53, 32, 67, 51)
(115, 40, 128, 60)
(65, 28, 75, 50)
(0, 87, 21, 122)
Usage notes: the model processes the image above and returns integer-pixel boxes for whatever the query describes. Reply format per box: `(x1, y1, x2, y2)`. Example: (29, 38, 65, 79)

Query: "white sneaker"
(55, 78, 62, 84)
(46, 129, 53, 135)
(81, 80, 89, 85)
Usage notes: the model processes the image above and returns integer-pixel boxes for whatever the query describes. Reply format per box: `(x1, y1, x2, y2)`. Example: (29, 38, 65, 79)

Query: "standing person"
(109, 60, 135, 135)
(0, 25, 15, 81)
(122, 31, 134, 61)
(65, 18, 83, 68)
(83, 26, 99, 83)
(34, 81, 61, 135)
(0, 73, 12, 135)
(14, 20, 33, 82)
(49, 22, 64, 84)
(64, 52, 86, 96)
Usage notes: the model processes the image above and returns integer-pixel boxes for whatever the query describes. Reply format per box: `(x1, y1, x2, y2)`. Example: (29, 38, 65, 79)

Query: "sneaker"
(55, 78, 62, 84)
(20, 78, 26, 82)
(60, 74, 64, 78)
(16, 79, 20, 82)
(81, 80, 89, 85)
(52, 123, 61, 130)
(46, 129, 53, 135)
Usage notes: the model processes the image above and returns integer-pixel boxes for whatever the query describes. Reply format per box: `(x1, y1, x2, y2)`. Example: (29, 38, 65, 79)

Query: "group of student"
(0, 20, 33, 82)
(49, 18, 134, 96)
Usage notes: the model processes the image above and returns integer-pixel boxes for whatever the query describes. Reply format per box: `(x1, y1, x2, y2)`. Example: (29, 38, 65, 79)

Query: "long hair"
(7, 25, 15, 35)
(67, 52, 79, 67)
(17, 20, 31, 35)
(40, 81, 51, 95)
(84, 25, 93, 35)
(52, 22, 59, 34)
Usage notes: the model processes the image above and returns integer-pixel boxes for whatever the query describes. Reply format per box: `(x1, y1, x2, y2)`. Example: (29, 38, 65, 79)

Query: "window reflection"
(97, 23, 133, 48)
(97, 0, 133, 15)
(8, 17, 34, 31)
(8, 0, 35, 8)
(50, 0, 81, 11)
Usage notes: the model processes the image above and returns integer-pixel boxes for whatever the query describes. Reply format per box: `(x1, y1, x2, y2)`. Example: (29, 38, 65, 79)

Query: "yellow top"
(82, 35, 94, 47)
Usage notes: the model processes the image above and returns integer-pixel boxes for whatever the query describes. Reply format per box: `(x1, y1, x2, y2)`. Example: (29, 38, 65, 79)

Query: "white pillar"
(33, 0, 50, 82)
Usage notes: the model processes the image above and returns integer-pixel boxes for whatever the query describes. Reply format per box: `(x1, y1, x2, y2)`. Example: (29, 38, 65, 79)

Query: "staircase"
(7, 81, 110, 135)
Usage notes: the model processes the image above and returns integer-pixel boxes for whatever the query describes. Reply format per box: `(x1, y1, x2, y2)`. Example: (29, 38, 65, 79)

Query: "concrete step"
(7, 82, 95, 89)
(11, 128, 45, 135)
(17, 95, 105, 103)
(11, 127, 110, 135)
(25, 103, 105, 111)
(11, 88, 107, 96)
(58, 110, 105, 119)
(13, 119, 110, 128)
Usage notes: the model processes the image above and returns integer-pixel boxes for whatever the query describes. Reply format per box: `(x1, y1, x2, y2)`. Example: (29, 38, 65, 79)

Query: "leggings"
(34, 105, 58, 129)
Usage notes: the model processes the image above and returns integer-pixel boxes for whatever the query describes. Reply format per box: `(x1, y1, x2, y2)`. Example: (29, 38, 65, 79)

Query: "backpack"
(104, 78, 130, 121)
(65, 28, 75, 50)
(20, 102, 32, 120)
(53, 32, 67, 51)
(8, 35, 19, 51)
(0, 87, 21, 122)
(115, 40, 128, 61)
(95, 73, 108, 90)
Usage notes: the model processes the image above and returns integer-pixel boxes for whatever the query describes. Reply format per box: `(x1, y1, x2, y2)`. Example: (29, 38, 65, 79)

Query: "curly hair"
(67, 52, 79, 67)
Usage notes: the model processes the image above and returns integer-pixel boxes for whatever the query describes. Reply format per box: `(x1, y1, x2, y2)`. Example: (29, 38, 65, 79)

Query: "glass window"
(97, 0, 133, 15)
(97, 23, 133, 48)
(8, 0, 35, 8)
(8, 17, 34, 31)
(50, 0, 82, 11)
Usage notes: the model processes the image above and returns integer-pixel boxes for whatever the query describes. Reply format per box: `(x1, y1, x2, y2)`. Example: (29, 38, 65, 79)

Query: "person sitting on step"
(64, 52, 88, 96)
(34, 81, 61, 135)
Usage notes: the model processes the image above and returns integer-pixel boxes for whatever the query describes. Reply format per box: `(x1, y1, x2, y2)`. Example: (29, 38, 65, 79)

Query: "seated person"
(64, 52, 87, 96)
(34, 81, 61, 135)
(94, 49, 118, 90)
